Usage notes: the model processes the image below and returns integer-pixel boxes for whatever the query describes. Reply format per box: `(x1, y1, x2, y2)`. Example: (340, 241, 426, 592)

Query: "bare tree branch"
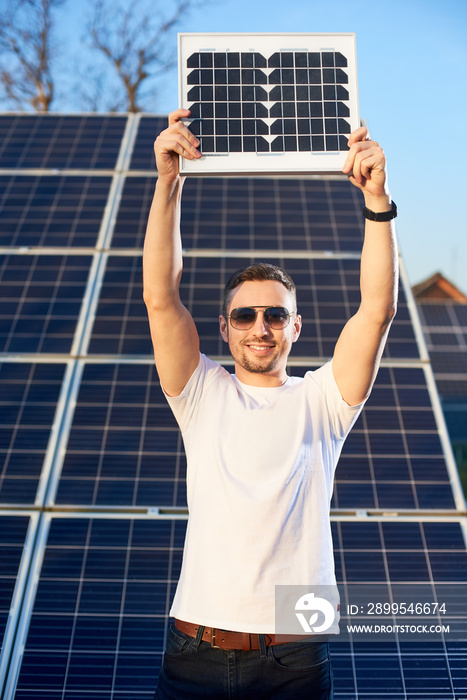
(0, 0, 65, 111)
(86, 0, 202, 112)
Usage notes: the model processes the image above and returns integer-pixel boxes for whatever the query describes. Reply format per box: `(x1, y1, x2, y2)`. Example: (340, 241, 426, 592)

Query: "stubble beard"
(239, 350, 280, 374)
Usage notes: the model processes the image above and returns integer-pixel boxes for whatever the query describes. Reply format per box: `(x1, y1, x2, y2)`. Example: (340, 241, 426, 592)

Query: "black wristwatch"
(362, 200, 397, 222)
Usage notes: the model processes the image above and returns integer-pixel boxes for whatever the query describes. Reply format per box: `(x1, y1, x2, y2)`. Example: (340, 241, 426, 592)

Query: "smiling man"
(144, 109, 399, 700)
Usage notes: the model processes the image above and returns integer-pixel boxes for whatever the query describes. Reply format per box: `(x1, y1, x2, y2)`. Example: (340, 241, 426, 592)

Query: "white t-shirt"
(164, 353, 364, 633)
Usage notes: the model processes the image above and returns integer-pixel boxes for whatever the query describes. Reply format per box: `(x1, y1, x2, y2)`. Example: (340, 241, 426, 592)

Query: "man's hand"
(154, 109, 201, 184)
(342, 127, 387, 201)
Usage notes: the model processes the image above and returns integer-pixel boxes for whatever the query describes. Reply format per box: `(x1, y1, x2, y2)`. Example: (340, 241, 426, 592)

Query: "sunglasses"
(227, 306, 295, 330)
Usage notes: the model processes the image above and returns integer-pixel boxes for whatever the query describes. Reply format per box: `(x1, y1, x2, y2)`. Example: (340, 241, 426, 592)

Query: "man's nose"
(252, 310, 270, 335)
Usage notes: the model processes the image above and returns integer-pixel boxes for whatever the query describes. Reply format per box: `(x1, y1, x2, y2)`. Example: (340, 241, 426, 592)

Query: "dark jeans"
(155, 622, 333, 700)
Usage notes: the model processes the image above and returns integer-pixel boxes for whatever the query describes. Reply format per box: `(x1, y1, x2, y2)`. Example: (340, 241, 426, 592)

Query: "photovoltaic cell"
(0, 253, 92, 353)
(88, 255, 418, 360)
(10, 516, 467, 699)
(0, 363, 65, 505)
(0, 175, 112, 248)
(0, 114, 127, 170)
(186, 50, 351, 154)
(111, 176, 365, 253)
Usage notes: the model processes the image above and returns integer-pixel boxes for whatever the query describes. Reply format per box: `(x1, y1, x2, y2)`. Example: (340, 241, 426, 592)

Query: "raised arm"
(331, 127, 399, 406)
(143, 109, 202, 396)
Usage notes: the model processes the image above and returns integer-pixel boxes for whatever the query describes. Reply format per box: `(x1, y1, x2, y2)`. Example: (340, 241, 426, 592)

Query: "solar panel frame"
(178, 33, 359, 176)
(0, 512, 39, 700)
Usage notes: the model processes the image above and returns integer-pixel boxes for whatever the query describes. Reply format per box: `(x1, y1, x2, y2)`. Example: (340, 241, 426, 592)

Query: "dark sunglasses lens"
(231, 308, 256, 328)
(264, 307, 289, 328)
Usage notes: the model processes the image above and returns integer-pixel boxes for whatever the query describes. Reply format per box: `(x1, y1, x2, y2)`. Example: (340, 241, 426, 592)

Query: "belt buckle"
(211, 627, 220, 648)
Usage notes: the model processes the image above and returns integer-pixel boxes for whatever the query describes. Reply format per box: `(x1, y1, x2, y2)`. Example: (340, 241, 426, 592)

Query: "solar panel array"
(0, 112, 466, 700)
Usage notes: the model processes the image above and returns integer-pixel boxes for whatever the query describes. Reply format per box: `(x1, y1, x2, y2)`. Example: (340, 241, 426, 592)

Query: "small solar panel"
(178, 33, 359, 175)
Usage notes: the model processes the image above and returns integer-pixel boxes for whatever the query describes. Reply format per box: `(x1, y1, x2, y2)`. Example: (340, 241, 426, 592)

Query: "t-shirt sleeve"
(306, 360, 366, 440)
(162, 353, 223, 433)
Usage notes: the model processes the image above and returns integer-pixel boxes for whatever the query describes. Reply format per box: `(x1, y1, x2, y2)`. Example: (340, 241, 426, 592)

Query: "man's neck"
(234, 365, 288, 387)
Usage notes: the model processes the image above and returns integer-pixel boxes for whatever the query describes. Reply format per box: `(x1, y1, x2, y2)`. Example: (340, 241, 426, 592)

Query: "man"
(144, 109, 398, 699)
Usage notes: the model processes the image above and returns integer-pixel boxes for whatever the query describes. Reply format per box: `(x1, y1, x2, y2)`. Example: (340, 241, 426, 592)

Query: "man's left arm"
(331, 127, 399, 406)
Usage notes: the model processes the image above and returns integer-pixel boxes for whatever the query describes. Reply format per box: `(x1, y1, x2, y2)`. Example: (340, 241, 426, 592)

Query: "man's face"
(219, 280, 302, 386)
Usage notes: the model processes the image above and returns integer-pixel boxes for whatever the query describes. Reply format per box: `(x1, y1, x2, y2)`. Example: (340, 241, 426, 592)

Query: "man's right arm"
(143, 109, 202, 397)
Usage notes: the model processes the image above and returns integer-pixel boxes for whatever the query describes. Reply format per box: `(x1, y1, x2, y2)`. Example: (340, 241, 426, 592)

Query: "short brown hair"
(222, 262, 296, 317)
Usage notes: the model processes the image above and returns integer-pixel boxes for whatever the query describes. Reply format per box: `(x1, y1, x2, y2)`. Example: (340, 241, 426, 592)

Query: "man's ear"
(292, 314, 302, 343)
(219, 314, 229, 343)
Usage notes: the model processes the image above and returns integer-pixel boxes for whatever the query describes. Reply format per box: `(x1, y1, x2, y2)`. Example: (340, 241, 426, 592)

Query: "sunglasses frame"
(227, 305, 295, 330)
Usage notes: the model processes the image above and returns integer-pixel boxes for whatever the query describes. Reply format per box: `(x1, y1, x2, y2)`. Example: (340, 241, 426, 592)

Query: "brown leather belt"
(175, 618, 311, 651)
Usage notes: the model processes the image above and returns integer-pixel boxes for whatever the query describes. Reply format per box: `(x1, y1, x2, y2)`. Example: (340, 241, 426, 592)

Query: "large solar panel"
(0, 175, 112, 248)
(87, 254, 418, 360)
(178, 33, 359, 175)
(417, 302, 467, 444)
(0, 253, 92, 353)
(4, 515, 467, 699)
(0, 115, 127, 170)
(47, 361, 456, 511)
(0, 362, 68, 505)
(0, 112, 466, 700)
(111, 176, 366, 252)
(128, 117, 167, 171)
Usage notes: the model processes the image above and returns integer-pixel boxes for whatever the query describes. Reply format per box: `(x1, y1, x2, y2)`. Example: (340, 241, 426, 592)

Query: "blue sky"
(55, 0, 467, 292)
